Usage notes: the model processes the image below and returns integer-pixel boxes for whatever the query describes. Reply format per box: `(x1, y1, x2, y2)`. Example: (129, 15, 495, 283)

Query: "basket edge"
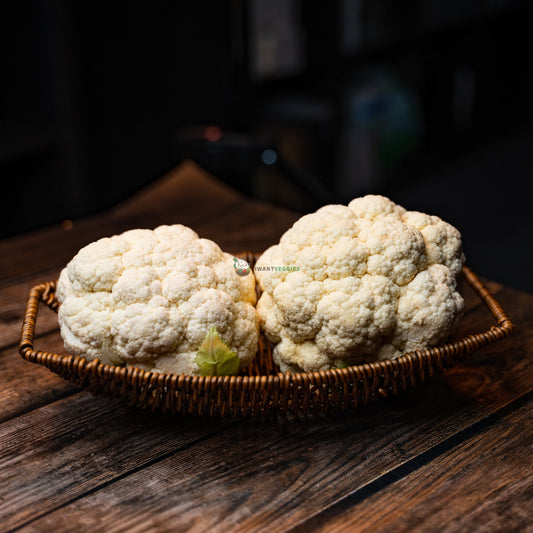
(18, 264, 515, 416)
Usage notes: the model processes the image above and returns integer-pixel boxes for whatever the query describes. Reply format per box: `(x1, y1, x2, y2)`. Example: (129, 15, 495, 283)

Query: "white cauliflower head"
(255, 195, 465, 372)
(56, 225, 259, 375)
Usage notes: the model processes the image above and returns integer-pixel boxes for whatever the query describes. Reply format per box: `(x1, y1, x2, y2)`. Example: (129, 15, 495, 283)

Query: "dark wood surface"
(1, 161, 531, 533)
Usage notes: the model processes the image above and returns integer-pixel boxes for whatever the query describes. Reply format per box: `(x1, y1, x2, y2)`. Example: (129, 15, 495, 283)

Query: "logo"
(233, 257, 251, 276)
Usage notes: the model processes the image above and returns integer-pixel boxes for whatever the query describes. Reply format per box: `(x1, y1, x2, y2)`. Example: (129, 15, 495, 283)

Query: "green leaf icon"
(195, 325, 240, 376)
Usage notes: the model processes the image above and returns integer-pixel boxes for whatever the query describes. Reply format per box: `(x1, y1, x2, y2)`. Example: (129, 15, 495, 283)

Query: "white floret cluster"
(255, 195, 465, 372)
(56, 225, 258, 375)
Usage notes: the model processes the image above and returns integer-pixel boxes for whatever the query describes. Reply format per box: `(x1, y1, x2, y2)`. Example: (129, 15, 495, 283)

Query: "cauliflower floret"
(272, 272, 323, 342)
(256, 194, 465, 372)
(358, 218, 427, 286)
(278, 205, 359, 281)
(348, 194, 407, 221)
(111, 299, 180, 363)
(255, 292, 283, 344)
(57, 286, 114, 361)
(254, 245, 289, 294)
(67, 237, 130, 292)
(401, 211, 465, 278)
(272, 338, 330, 373)
(392, 263, 465, 352)
(56, 224, 259, 375)
(326, 236, 368, 280)
(348, 194, 406, 233)
(314, 275, 398, 364)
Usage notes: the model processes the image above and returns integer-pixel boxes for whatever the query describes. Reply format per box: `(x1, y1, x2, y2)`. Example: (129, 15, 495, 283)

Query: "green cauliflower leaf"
(195, 325, 240, 376)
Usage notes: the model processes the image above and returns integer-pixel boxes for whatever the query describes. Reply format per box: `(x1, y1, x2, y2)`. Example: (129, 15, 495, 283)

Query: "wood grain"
(0, 334, 77, 423)
(110, 160, 244, 218)
(0, 392, 234, 531)
(14, 391, 532, 533)
(3, 287, 530, 531)
(294, 395, 533, 533)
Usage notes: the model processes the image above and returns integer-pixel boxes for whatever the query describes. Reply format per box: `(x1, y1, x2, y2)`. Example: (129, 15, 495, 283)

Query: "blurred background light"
(261, 149, 277, 165)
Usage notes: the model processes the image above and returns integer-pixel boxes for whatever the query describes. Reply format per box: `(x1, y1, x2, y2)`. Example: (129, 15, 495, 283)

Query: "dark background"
(1, 1, 532, 292)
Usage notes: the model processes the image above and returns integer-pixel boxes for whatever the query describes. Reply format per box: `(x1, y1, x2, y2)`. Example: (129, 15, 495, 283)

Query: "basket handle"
(462, 266, 514, 333)
(19, 281, 57, 362)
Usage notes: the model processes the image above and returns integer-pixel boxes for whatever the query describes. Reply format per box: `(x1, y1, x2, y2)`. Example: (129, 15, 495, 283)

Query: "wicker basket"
(19, 255, 514, 417)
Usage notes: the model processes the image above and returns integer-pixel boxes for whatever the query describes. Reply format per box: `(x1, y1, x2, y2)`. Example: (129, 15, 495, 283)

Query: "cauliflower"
(254, 195, 465, 372)
(56, 225, 259, 375)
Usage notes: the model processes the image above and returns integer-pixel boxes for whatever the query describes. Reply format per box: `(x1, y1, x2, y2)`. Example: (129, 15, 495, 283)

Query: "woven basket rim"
(18, 263, 514, 415)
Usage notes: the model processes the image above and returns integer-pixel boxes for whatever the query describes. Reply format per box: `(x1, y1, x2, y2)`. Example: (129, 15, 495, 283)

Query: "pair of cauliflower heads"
(57, 194, 465, 376)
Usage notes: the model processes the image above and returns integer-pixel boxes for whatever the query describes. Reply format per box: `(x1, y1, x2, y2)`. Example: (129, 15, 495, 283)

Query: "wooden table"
(1, 162, 531, 532)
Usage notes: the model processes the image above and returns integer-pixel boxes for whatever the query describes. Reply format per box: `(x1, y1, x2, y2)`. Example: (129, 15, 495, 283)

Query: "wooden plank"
(0, 392, 235, 531)
(295, 395, 533, 533)
(0, 333, 77, 423)
(109, 159, 245, 221)
(3, 284, 530, 531)
(15, 374, 532, 533)
(180, 198, 300, 254)
(0, 215, 124, 288)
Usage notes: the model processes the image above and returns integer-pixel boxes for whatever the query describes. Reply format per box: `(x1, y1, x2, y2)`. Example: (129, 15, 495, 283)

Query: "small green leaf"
(195, 326, 240, 376)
